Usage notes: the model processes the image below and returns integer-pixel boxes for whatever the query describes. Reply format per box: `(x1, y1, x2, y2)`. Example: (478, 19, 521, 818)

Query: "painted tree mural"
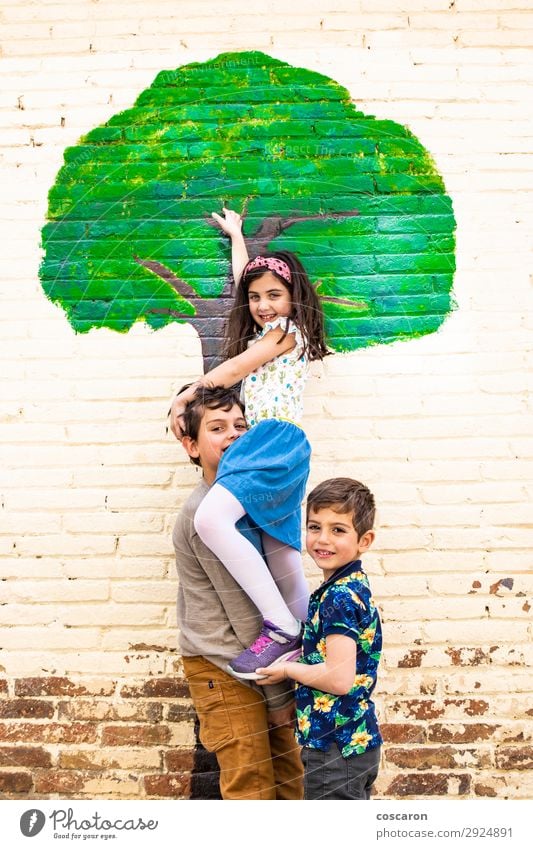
(40, 51, 456, 370)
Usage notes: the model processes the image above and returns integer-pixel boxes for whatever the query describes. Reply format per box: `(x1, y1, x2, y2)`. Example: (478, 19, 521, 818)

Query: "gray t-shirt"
(173, 477, 294, 711)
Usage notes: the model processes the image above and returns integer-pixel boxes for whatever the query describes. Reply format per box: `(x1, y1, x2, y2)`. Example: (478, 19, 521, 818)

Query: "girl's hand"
(169, 395, 187, 441)
(168, 381, 204, 440)
(211, 207, 243, 240)
(256, 664, 289, 685)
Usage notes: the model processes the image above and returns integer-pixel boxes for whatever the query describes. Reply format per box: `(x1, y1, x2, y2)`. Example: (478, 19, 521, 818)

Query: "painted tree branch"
(248, 209, 360, 255)
(147, 307, 195, 320)
(204, 208, 360, 257)
(133, 255, 198, 303)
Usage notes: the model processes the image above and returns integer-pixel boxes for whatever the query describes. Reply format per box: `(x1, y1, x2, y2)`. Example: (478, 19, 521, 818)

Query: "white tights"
(194, 483, 309, 634)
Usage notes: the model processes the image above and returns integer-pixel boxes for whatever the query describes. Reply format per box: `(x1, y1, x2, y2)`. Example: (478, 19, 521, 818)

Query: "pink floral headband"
(244, 255, 292, 284)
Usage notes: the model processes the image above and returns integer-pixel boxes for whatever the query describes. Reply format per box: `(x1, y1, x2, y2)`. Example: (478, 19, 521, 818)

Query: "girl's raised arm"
(211, 207, 249, 287)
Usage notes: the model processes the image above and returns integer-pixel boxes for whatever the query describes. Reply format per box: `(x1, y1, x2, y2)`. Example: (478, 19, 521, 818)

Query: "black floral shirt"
(295, 560, 383, 757)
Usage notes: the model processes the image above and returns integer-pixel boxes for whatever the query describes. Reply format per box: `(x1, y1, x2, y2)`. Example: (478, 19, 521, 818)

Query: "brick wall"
(1, 0, 532, 799)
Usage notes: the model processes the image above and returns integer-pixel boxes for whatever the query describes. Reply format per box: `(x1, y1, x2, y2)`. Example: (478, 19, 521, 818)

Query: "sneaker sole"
(227, 649, 302, 681)
(226, 665, 265, 681)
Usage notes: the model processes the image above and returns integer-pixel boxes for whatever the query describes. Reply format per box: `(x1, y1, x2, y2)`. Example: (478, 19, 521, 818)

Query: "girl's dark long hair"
(222, 250, 330, 362)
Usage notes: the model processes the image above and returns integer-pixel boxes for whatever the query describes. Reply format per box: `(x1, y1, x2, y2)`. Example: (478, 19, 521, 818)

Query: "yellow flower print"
(348, 589, 365, 608)
(353, 674, 373, 689)
(313, 694, 335, 713)
(353, 573, 367, 584)
(360, 627, 376, 644)
(350, 730, 372, 749)
(298, 714, 311, 734)
(317, 638, 327, 658)
(359, 700, 368, 712)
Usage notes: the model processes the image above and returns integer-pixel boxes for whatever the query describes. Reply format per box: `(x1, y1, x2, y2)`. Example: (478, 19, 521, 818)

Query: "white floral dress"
(215, 317, 311, 551)
(243, 317, 308, 427)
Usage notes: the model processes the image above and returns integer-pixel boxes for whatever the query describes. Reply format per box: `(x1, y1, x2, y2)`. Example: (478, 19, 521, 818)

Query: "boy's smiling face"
(182, 404, 247, 484)
(306, 505, 375, 577)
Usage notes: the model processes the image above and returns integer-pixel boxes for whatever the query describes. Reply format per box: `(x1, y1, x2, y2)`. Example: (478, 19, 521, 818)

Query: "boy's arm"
(211, 207, 249, 287)
(258, 634, 357, 696)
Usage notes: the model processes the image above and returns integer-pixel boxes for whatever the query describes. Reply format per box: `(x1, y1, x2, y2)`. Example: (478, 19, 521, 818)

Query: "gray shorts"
(301, 743, 381, 800)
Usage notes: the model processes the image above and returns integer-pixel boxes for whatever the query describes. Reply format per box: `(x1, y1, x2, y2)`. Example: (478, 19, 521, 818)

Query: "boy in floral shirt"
(258, 477, 382, 799)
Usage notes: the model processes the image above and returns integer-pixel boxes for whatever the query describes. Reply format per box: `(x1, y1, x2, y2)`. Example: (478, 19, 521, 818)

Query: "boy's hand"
(256, 664, 288, 685)
(211, 207, 243, 239)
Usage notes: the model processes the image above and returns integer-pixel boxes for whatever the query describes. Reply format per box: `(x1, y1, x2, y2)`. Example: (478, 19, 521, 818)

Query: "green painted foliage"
(40, 51, 456, 351)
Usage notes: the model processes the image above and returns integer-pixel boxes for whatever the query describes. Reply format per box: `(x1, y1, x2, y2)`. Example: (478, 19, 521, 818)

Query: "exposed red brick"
(0, 746, 52, 768)
(144, 772, 190, 798)
(58, 752, 106, 771)
(474, 783, 497, 797)
(428, 723, 497, 743)
(166, 702, 196, 722)
(398, 650, 426, 668)
(495, 746, 533, 770)
(129, 643, 170, 652)
(391, 700, 445, 720)
(0, 771, 33, 793)
(389, 698, 490, 721)
(445, 647, 490, 666)
(498, 728, 529, 743)
(445, 699, 489, 717)
(0, 680, 8, 696)
(386, 746, 490, 771)
(34, 769, 86, 794)
(120, 679, 189, 699)
(386, 773, 470, 796)
(101, 725, 171, 746)
(0, 699, 54, 719)
(381, 723, 426, 744)
(164, 750, 194, 771)
(57, 700, 162, 722)
(15, 678, 114, 697)
(0, 722, 98, 744)
(386, 746, 457, 770)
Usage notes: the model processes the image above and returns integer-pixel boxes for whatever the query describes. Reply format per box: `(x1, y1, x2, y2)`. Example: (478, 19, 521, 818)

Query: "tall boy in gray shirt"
(173, 385, 303, 799)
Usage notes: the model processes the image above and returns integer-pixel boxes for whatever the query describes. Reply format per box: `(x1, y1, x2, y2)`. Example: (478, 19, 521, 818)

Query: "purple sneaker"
(228, 620, 302, 680)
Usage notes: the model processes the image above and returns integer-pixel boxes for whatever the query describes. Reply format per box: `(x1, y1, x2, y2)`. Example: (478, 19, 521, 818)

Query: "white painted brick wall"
(1, 0, 532, 799)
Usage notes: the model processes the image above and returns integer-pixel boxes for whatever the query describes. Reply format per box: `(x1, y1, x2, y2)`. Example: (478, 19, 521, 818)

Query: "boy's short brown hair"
(306, 477, 376, 537)
(181, 384, 244, 467)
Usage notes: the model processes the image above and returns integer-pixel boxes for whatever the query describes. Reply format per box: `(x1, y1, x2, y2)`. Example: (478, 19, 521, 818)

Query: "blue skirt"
(215, 419, 311, 551)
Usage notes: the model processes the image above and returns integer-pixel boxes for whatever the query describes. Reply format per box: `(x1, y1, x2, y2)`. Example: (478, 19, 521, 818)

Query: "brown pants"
(182, 655, 303, 800)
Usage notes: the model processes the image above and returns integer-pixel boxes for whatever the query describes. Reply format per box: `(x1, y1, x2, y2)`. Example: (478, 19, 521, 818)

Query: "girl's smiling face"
(247, 272, 292, 328)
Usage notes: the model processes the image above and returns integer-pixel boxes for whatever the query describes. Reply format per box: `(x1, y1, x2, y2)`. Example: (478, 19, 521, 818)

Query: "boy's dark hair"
(223, 250, 331, 363)
(181, 384, 244, 468)
(306, 477, 376, 537)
